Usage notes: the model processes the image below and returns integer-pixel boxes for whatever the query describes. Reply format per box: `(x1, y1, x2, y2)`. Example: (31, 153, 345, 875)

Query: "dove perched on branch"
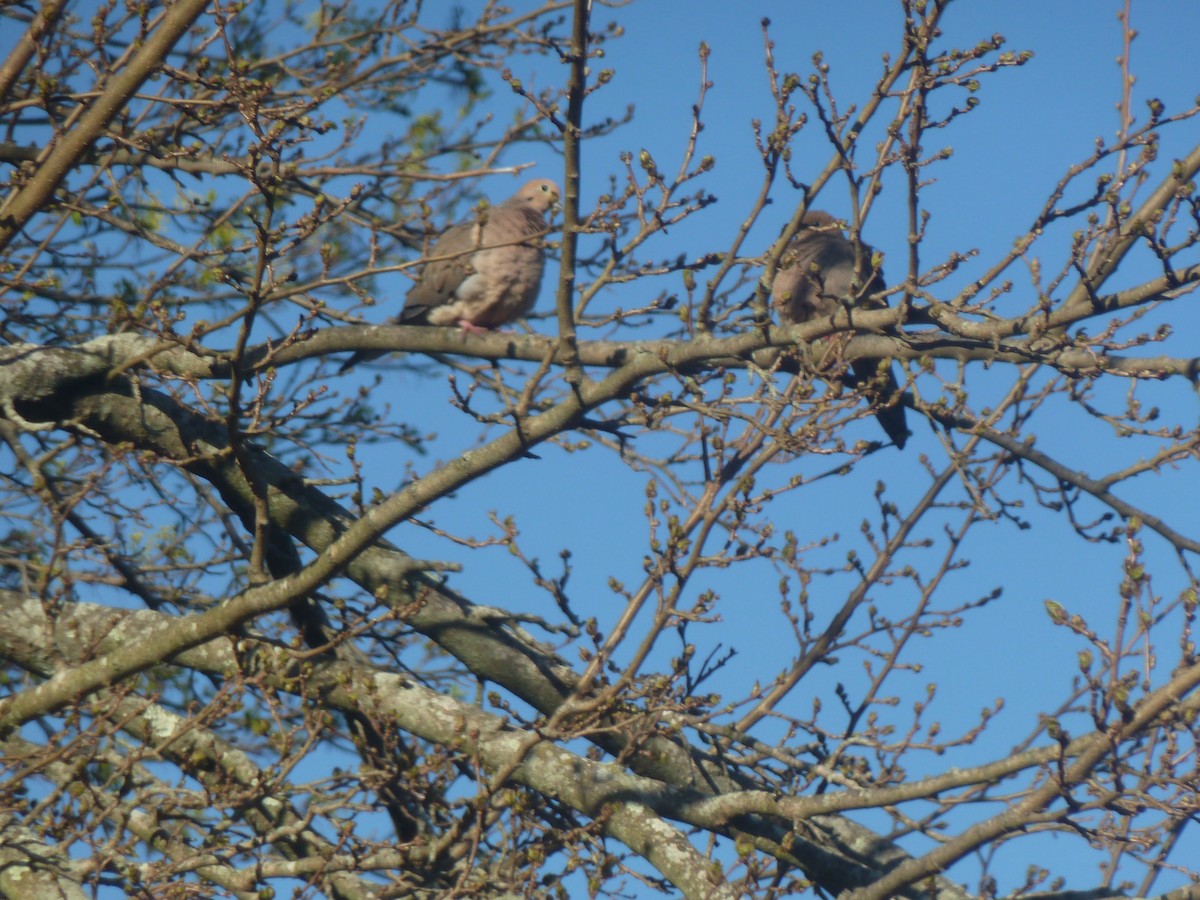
(341, 178, 559, 371)
(770, 210, 910, 449)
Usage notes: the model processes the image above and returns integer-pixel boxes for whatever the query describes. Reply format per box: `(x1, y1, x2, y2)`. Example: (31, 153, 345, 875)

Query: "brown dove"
(771, 210, 910, 449)
(341, 178, 559, 370)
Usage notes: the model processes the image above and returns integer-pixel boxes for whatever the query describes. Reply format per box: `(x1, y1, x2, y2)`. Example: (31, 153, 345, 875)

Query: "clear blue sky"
(339, 2, 1200, 893)
(4, 0, 1189, 894)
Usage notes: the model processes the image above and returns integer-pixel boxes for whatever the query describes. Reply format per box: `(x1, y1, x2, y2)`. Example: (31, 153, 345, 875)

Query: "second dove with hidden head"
(341, 178, 560, 371)
(770, 210, 910, 449)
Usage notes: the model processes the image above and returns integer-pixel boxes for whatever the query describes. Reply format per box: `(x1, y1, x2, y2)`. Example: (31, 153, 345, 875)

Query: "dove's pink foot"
(457, 319, 489, 335)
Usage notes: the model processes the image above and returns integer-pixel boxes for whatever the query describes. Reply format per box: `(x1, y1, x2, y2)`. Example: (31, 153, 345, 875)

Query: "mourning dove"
(771, 210, 910, 449)
(341, 178, 559, 370)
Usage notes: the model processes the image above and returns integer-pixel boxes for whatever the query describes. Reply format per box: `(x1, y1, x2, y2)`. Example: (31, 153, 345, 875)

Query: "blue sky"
(336, 1, 1200, 893)
(371, 2, 1199, 684)
(3, 0, 1196, 895)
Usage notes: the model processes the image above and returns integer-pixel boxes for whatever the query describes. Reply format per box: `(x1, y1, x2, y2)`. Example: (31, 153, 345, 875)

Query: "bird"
(340, 178, 559, 371)
(770, 210, 910, 449)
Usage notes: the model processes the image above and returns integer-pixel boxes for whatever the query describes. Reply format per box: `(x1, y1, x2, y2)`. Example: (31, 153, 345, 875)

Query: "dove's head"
(799, 209, 841, 231)
(510, 178, 560, 215)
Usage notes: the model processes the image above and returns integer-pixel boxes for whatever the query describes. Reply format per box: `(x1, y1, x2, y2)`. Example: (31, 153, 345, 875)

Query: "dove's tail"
(849, 359, 910, 450)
